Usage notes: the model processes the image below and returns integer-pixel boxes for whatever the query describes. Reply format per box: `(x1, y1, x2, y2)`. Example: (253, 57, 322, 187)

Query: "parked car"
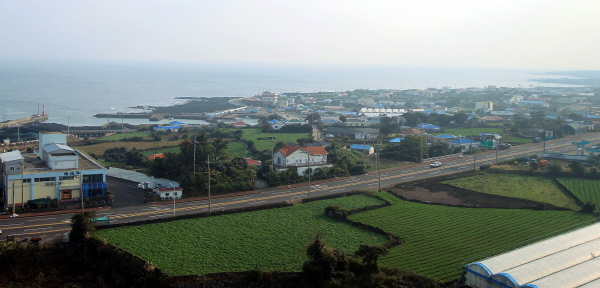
(498, 143, 511, 150)
(430, 162, 442, 168)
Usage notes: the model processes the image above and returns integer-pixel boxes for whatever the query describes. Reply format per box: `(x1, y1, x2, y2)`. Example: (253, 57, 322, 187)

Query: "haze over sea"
(0, 60, 573, 126)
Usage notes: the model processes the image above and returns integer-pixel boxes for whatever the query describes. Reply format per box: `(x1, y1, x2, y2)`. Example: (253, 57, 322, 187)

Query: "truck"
(137, 182, 162, 189)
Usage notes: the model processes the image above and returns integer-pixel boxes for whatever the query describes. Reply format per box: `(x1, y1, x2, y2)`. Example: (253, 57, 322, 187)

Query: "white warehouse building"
(464, 222, 600, 288)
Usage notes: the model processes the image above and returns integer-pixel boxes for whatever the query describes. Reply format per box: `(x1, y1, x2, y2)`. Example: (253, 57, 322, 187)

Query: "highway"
(2, 133, 599, 241)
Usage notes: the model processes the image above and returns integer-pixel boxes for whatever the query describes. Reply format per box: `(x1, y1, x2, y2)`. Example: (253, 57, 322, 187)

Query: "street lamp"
(271, 136, 275, 172)
(169, 183, 176, 216)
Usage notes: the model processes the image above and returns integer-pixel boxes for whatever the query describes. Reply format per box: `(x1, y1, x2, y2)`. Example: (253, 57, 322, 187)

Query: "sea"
(0, 60, 577, 127)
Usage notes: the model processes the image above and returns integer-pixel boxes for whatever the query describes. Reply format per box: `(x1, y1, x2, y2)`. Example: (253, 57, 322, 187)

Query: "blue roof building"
(416, 123, 441, 130)
(389, 138, 404, 143)
(349, 144, 374, 154)
(434, 134, 457, 139)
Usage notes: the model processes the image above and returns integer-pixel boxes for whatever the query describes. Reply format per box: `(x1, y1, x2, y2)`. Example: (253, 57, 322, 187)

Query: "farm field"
(97, 132, 152, 141)
(226, 128, 310, 152)
(96, 195, 387, 276)
(443, 174, 580, 210)
(350, 192, 594, 282)
(557, 178, 600, 211)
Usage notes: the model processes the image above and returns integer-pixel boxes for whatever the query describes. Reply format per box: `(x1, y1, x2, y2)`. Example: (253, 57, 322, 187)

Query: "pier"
(0, 114, 49, 128)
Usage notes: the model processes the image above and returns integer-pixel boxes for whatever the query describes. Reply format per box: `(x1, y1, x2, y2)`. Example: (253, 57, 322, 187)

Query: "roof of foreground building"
(465, 222, 600, 288)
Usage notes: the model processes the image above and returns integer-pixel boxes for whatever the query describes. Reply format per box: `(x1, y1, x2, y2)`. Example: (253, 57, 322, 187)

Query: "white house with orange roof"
(273, 144, 333, 176)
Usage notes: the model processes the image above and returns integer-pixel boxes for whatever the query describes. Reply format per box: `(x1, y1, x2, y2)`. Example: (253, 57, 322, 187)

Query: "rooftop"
(21, 150, 103, 174)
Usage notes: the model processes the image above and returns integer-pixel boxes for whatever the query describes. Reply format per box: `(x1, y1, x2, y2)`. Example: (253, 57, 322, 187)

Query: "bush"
(70, 211, 97, 242)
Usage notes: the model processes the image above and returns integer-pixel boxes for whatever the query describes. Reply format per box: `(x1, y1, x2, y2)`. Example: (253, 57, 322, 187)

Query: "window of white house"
(165, 193, 170, 196)
(10, 166, 15, 171)
(175, 192, 178, 196)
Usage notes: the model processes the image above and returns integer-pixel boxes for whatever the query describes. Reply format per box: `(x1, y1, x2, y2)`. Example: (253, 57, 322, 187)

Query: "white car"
(430, 162, 442, 168)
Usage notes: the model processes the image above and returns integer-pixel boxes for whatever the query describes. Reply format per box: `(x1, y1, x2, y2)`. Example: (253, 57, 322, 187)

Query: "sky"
(1, 0, 599, 69)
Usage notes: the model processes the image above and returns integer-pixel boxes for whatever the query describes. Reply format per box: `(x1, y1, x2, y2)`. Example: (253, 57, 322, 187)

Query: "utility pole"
(377, 137, 381, 191)
(170, 183, 176, 216)
(362, 135, 366, 169)
(420, 131, 423, 163)
(472, 131, 476, 172)
(21, 162, 24, 208)
(495, 136, 498, 163)
(207, 155, 211, 213)
(307, 147, 311, 199)
(11, 182, 17, 217)
(80, 168, 84, 213)
(193, 135, 197, 178)
(67, 116, 70, 135)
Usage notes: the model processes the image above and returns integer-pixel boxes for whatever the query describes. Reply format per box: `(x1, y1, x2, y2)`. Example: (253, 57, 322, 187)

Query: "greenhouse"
(464, 222, 600, 288)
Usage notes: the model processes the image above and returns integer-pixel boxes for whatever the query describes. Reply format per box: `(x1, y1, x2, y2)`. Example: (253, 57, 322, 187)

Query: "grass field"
(557, 178, 600, 211)
(443, 174, 580, 210)
(227, 128, 311, 152)
(96, 195, 387, 276)
(226, 141, 252, 158)
(350, 192, 594, 282)
(73, 139, 183, 157)
(97, 132, 152, 141)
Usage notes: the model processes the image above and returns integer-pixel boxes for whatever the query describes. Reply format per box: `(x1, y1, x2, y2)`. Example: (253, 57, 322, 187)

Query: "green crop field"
(226, 141, 252, 158)
(227, 128, 311, 152)
(443, 174, 580, 210)
(97, 132, 152, 141)
(350, 192, 594, 282)
(96, 195, 387, 276)
(557, 178, 600, 210)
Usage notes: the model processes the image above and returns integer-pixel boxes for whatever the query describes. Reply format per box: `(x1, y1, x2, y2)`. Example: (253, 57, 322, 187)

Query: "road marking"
(25, 227, 53, 231)
(27, 218, 56, 222)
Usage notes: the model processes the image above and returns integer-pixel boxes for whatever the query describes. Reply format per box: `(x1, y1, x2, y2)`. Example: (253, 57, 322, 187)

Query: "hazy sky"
(1, 0, 598, 69)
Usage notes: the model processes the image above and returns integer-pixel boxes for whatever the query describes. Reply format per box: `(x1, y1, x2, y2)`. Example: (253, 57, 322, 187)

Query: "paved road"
(2, 133, 599, 241)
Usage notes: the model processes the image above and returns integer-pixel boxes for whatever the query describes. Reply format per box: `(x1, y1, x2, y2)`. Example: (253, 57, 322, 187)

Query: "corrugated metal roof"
(0, 150, 23, 163)
(466, 222, 600, 288)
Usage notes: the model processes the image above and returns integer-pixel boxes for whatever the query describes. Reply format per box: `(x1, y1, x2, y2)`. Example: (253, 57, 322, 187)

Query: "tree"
(547, 163, 563, 175)
(568, 161, 586, 175)
(382, 135, 428, 163)
(428, 142, 453, 157)
(70, 211, 97, 242)
(353, 244, 388, 274)
(339, 115, 347, 126)
(297, 137, 312, 147)
(302, 235, 347, 282)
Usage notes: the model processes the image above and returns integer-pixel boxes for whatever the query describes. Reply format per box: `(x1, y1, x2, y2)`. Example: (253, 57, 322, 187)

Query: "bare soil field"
(390, 181, 564, 210)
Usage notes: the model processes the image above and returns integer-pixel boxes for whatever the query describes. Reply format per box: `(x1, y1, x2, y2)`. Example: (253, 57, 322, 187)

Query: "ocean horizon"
(0, 60, 580, 126)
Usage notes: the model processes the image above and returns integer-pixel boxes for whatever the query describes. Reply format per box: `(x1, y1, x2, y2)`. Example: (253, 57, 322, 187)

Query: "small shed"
(153, 187, 183, 200)
(350, 144, 374, 155)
